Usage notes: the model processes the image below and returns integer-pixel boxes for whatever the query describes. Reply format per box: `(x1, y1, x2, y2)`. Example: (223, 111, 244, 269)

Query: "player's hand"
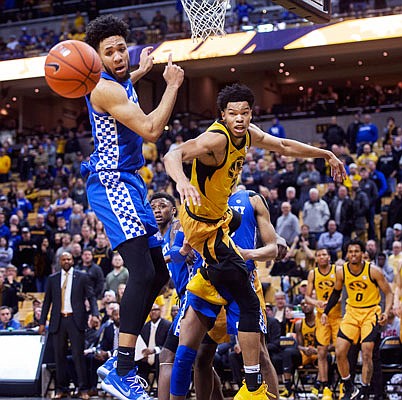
(321, 313, 328, 326)
(234, 344, 241, 354)
(378, 312, 388, 326)
(142, 348, 154, 357)
(176, 179, 201, 207)
(276, 235, 288, 261)
(163, 53, 184, 89)
(328, 153, 347, 183)
(316, 300, 327, 310)
(138, 46, 154, 74)
(38, 324, 46, 335)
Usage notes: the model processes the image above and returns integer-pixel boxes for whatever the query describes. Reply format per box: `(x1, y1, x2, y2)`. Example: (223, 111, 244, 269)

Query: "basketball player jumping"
(164, 83, 346, 399)
(322, 240, 393, 400)
(83, 14, 183, 400)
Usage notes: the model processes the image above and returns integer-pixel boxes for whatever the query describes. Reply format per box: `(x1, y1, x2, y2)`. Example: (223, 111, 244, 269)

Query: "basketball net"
(181, 0, 230, 42)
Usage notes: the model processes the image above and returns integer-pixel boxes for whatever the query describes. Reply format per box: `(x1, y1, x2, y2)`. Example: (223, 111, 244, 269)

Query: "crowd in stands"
(0, 107, 401, 396)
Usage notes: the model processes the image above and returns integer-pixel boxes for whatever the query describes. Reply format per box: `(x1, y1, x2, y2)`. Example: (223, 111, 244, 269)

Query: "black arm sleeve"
(323, 288, 342, 315)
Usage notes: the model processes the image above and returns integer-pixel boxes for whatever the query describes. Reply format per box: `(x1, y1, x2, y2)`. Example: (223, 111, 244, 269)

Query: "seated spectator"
(33, 145, 49, 172)
(280, 300, 317, 398)
(265, 188, 281, 228)
(79, 224, 95, 251)
(377, 252, 394, 283)
(0, 305, 21, 331)
(71, 177, 88, 210)
(273, 291, 287, 327)
(0, 195, 12, 221)
(367, 160, 388, 212)
(25, 305, 42, 330)
(0, 212, 10, 240)
(150, 10, 168, 38)
(302, 188, 330, 241)
(64, 130, 81, 164)
(116, 282, 126, 304)
(317, 220, 343, 262)
(292, 280, 308, 305)
(51, 157, 70, 188)
(386, 223, 402, 252)
(0, 236, 13, 268)
(276, 202, 300, 246)
(357, 143, 378, 167)
(388, 241, 402, 275)
(380, 307, 400, 339)
(23, 298, 42, 328)
(34, 165, 53, 190)
(105, 253, 129, 295)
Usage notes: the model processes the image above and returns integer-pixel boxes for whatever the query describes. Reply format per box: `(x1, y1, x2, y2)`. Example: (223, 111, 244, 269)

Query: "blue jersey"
(83, 72, 145, 175)
(228, 189, 257, 272)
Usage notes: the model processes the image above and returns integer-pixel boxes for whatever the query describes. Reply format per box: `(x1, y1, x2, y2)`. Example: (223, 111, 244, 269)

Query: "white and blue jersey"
(82, 72, 160, 250)
(229, 189, 257, 272)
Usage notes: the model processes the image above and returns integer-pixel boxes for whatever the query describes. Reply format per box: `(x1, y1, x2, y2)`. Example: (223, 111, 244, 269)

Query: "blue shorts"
(173, 291, 238, 338)
(86, 170, 160, 250)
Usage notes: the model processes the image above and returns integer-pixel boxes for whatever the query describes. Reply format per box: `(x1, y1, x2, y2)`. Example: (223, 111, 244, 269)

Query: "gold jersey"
(344, 261, 381, 308)
(301, 319, 316, 347)
(314, 264, 342, 316)
(188, 120, 251, 221)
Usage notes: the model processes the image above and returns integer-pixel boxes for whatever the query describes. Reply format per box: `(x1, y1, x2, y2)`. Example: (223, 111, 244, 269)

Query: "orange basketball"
(44, 40, 101, 99)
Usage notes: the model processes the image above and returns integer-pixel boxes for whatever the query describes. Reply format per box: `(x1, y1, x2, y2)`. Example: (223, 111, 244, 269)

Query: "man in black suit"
(137, 304, 171, 386)
(39, 252, 99, 399)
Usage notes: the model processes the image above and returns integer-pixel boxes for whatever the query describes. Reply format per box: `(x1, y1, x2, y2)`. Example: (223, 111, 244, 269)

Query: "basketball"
(44, 40, 101, 99)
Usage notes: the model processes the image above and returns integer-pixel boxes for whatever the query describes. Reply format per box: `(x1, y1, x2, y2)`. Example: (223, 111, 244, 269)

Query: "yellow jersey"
(301, 319, 316, 347)
(188, 120, 251, 221)
(344, 261, 381, 308)
(314, 264, 342, 316)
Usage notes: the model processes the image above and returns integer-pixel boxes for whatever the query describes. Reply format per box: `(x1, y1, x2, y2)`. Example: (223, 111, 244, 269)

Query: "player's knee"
(317, 345, 328, 359)
(170, 345, 197, 396)
(159, 347, 175, 364)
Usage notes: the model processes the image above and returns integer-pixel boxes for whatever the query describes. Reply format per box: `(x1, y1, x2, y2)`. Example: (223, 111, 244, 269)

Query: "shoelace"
(126, 374, 149, 390)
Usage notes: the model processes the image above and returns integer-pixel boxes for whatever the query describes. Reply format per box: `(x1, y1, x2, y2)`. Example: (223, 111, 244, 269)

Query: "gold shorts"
(208, 307, 230, 344)
(316, 311, 341, 346)
(339, 304, 381, 344)
(301, 352, 318, 366)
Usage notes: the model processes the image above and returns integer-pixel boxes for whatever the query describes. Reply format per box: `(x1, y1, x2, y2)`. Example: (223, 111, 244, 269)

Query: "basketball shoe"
(234, 381, 271, 399)
(342, 384, 360, 400)
(322, 386, 333, 400)
(97, 351, 117, 380)
(101, 368, 150, 400)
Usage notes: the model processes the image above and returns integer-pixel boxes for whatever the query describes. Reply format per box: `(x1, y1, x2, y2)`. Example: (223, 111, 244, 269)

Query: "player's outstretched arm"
(130, 46, 154, 84)
(92, 53, 184, 143)
(248, 123, 346, 183)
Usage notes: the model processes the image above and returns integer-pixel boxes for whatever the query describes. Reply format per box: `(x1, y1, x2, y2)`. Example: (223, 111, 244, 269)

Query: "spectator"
(383, 116, 398, 145)
(356, 114, 378, 154)
(0, 267, 20, 315)
(184, 120, 201, 141)
(297, 159, 320, 204)
(71, 151, 85, 179)
(79, 224, 95, 251)
(378, 143, 398, 195)
(234, 0, 254, 26)
(261, 161, 280, 190)
(71, 178, 88, 211)
(292, 279, 308, 305)
(388, 241, 402, 276)
(70, 242, 82, 266)
(241, 159, 261, 192)
(150, 10, 168, 38)
(359, 167, 378, 240)
(52, 157, 70, 188)
(0, 213, 10, 240)
(116, 283, 126, 304)
(264, 305, 283, 374)
(380, 307, 400, 339)
(152, 161, 170, 193)
(386, 223, 402, 252)
(273, 291, 287, 327)
(8, 224, 21, 252)
(92, 233, 113, 277)
(15, 189, 33, 219)
(105, 253, 129, 295)
(322, 181, 337, 206)
(130, 11, 148, 28)
(33, 145, 49, 172)
(34, 237, 53, 292)
(38, 196, 53, 219)
(265, 187, 281, 228)
(278, 162, 298, 201)
(377, 252, 394, 284)
(77, 248, 104, 300)
(0, 195, 12, 221)
(0, 305, 21, 330)
(367, 160, 388, 211)
(323, 116, 345, 148)
(13, 227, 37, 273)
(34, 165, 53, 190)
(64, 130, 81, 164)
(20, 264, 36, 292)
(30, 213, 52, 245)
(0, 147, 11, 183)
(317, 220, 343, 262)
(357, 143, 378, 168)
(392, 135, 402, 161)
(53, 187, 73, 222)
(344, 163, 361, 190)
(268, 117, 286, 139)
(302, 188, 330, 241)
(69, 204, 85, 236)
(346, 112, 362, 154)
(330, 185, 354, 244)
(287, 224, 316, 271)
(0, 236, 13, 268)
(25, 305, 42, 330)
(276, 202, 300, 246)
(136, 303, 171, 385)
(350, 179, 370, 240)
(285, 186, 301, 217)
(53, 233, 72, 272)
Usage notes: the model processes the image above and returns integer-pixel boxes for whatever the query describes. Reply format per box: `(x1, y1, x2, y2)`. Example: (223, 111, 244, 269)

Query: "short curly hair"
(85, 15, 129, 51)
(217, 83, 255, 112)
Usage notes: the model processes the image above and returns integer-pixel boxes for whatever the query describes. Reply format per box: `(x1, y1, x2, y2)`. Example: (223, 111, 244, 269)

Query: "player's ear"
(221, 110, 225, 121)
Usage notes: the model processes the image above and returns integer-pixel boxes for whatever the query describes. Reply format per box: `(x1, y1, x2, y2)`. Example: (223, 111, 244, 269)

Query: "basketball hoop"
(180, 0, 230, 42)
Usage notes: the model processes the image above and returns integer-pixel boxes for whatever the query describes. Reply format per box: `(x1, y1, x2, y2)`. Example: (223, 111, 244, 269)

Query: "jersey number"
(355, 293, 363, 302)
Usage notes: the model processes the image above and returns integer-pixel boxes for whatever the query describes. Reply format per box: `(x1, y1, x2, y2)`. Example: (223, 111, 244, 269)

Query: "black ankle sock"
(342, 377, 352, 391)
(322, 381, 328, 389)
(245, 372, 263, 392)
(361, 384, 370, 395)
(284, 379, 292, 391)
(117, 346, 135, 376)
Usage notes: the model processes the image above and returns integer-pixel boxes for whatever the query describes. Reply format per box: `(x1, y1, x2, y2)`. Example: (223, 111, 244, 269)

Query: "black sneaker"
(343, 385, 360, 400)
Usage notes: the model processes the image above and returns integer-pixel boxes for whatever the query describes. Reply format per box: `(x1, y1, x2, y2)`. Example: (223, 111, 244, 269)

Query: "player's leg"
(259, 335, 279, 400)
(360, 341, 375, 398)
(158, 330, 179, 400)
(170, 305, 211, 400)
(314, 316, 331, 396)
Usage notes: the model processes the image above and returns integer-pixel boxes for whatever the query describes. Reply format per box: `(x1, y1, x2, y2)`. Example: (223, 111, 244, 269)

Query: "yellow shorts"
(208, 307, 230, 344)
(252, 270, 267, 328)
(316, 311, 341, 346)
(301, 352, 318, 366)
(339, 304, 381, 344)
(179, 205, 241, 264)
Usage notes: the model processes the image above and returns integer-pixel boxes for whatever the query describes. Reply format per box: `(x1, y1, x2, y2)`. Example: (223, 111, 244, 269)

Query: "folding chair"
(379, 335, 402, 389)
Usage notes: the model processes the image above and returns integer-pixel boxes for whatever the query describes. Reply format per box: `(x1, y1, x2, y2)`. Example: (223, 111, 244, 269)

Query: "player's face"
(151, 198, 175, 227)
(99, 35, 131, 82)
(347, 244, 363, 265)
(221, 101, 252, 140)
(316, 249, 330, 267)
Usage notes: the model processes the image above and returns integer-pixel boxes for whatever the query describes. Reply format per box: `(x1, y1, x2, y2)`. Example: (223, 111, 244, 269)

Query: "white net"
(181, 0, 230, 42)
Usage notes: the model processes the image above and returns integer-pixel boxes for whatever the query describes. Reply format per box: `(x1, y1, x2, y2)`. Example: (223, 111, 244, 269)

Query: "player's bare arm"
(130, 46, 154, 84)
(248, 123, 346, 182)
(239, 194, 278, 262)
(91, 53, 184, 142)
(305, 269, 321, 308)
(394, 262, 402, 317)
(371, 264, 393, 325)
(164, 132, 227, 206)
